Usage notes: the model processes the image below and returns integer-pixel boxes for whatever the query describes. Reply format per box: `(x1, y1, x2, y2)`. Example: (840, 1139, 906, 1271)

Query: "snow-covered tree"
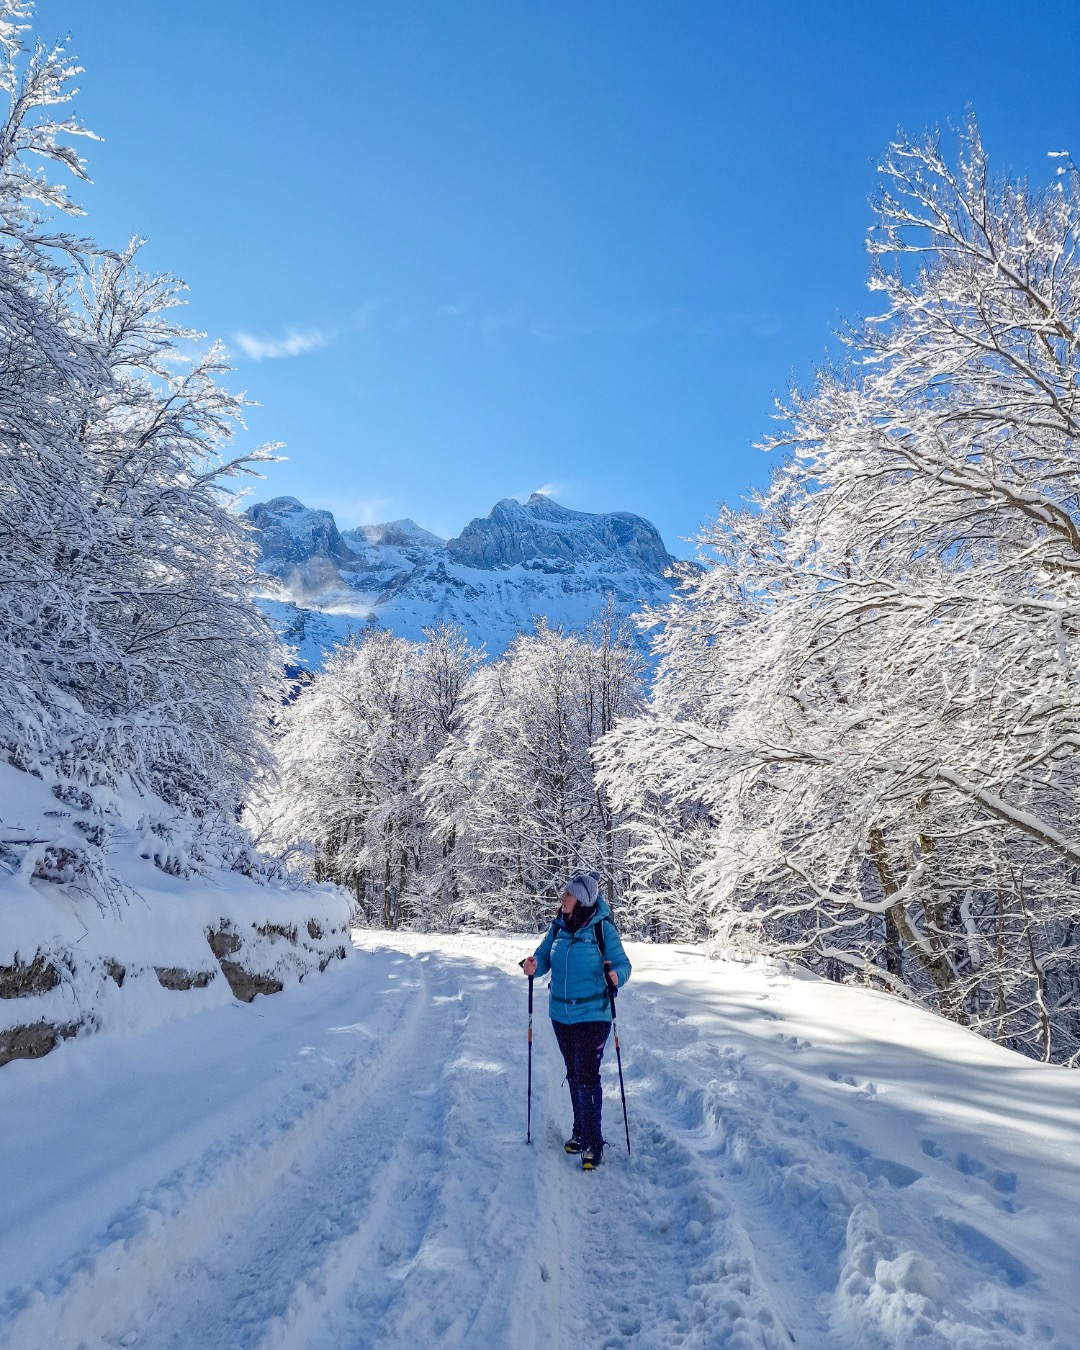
(0, 2, 282, 891)
(263, 626, 481, 928)
(429, 612, 644, 929)
(601, 120, 1080, 1062)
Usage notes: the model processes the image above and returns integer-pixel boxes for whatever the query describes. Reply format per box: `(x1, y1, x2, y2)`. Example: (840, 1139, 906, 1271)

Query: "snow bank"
(0, 759, 351, 1065)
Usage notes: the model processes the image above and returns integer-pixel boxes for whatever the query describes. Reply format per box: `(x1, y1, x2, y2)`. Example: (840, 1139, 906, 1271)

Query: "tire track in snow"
(130, 955, 454, 1350)
(1, 954, 430, 1350)
(128, 954, 559, 1350)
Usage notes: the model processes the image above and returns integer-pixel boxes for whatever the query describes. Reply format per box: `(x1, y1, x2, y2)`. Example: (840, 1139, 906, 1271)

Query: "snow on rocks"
(1, 934, 1078, 1348)
(247, 491, 680, 666)
(0, 758, 350, 1066)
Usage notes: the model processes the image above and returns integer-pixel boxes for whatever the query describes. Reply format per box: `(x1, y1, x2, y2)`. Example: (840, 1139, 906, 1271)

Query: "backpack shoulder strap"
(594, 915, 608, 960)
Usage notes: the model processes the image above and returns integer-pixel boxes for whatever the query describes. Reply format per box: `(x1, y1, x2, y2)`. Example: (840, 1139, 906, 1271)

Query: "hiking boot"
(564, 1132, 583, 1154)
(581, 1141, 604, 1170)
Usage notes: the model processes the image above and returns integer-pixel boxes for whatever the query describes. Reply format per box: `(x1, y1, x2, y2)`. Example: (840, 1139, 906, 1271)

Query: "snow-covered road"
(3, 933, 1080, 1348)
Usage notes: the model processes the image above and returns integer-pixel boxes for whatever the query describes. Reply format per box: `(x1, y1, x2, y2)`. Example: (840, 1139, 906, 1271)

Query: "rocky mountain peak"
(246, 497, 358, 569)
(343, 519, 445, 551)
(245, 491, 679, 664)
(444, 495, 674, 574)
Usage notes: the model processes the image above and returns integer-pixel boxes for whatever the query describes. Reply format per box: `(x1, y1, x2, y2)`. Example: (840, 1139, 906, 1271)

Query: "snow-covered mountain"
(246, 493, 679, 664)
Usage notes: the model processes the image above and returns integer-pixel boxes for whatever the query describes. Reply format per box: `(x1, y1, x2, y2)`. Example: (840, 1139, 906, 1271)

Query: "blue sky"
(37, 0, 1080, 555)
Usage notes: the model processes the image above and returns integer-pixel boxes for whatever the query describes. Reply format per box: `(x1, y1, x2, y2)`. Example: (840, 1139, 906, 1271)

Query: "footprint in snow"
(920, 1140, 1020, 1210)
(935, 1216, 1032, 1287)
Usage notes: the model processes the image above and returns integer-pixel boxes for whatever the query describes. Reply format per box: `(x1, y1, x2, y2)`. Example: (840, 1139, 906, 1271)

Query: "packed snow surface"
(2, 933, 1079, 1348)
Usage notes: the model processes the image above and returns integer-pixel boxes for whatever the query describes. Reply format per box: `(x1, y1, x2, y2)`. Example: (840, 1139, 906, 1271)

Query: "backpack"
(593, 912, 619, 1005)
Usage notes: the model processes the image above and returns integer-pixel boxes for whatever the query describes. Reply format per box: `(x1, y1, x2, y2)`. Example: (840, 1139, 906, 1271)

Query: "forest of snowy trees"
(258, 609, 647, 933)
(3, 0, 1079, 1066)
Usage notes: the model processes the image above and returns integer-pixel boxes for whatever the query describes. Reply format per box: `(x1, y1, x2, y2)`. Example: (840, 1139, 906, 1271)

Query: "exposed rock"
(154, 966, 216, 991)
(206, 917, 344, 1001)
(206, 924, 242, 959)
(105, 959, 125, 987)
(446, 494, 674, 575)
(0, 1020, 79, 1067)
(255, 920, 298, 944)
(0, 952, 61, 998)
(217, 961, 284, 1003)
(255, 923, 297, 945)
(247, 498, 446, 610)
(247, 497, 361, 570)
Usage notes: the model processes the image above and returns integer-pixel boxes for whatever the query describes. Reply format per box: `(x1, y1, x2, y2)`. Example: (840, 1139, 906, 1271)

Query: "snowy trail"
(3, 935, 1080, 1349)
(132, 954, 454, 1350)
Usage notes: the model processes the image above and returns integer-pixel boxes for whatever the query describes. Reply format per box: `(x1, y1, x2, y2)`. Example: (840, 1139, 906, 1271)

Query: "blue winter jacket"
(532, 897, 632, 1025)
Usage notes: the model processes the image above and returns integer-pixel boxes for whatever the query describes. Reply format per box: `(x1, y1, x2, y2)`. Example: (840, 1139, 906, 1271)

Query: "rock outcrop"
(446, 493, 672, 574)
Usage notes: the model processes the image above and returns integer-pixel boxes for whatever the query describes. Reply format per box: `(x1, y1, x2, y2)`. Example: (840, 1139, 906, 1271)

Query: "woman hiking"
(522, 871, 631, 1169)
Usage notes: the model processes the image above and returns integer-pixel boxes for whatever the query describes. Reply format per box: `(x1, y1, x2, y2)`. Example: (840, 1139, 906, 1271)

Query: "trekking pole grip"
(604, 959, 617, 1002)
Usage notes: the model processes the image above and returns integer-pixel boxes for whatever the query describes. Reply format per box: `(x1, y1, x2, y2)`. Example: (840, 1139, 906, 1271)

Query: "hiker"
(522, 871, 631, 1169)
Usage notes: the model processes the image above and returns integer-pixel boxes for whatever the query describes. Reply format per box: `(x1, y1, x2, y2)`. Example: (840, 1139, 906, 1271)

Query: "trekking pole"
(604, 962, 631, 1157)
(519, 960, 534, 1144)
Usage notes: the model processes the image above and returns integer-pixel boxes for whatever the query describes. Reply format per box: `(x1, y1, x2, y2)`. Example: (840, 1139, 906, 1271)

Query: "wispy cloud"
(232, 303, 382, 363)
(232, 327, 333, 361)
(479, 310, 523, 343)
(435, 302, 528, 345)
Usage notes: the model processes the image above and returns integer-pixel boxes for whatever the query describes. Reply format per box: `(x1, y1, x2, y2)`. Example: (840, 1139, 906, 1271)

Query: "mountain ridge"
(246, 492, 680, 665)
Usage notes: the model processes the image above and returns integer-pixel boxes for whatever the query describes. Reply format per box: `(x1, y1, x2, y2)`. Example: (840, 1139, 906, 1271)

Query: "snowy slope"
(247, 492, 680, 664)
(0, 759, 351, 1065)
(2, 933, 1078, 1348)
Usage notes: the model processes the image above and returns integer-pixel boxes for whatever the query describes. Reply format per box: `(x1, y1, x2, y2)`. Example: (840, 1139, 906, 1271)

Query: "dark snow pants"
(551, 1018, 610, 1087)
(552, 1019, 610, 1149)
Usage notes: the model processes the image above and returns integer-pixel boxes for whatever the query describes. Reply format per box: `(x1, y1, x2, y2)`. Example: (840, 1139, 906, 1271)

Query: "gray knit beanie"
(563, 871, 600, 908)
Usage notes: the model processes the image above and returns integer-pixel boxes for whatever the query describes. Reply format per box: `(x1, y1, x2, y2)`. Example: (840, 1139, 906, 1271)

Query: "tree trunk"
(869, 827, 966, 1023)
